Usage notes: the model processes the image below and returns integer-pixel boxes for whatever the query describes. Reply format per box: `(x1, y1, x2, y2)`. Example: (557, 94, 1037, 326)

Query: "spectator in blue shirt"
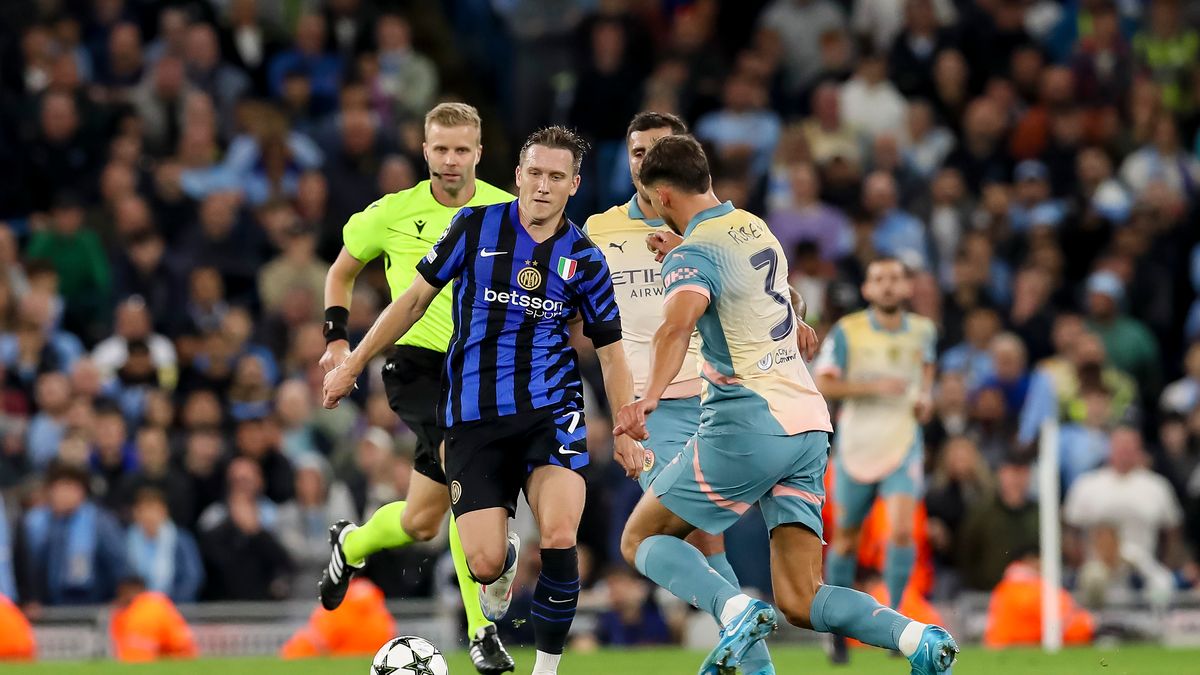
(25, 372, 73, 471)
(695, 72, 783, 182)
(18, 464, 127, 605)
(268, 14, 343, 115)
(125, 488, 204, 603)
(0, 292, 85, 387)
(941, 307, 1001, 392)
(863, 171, 931, 270)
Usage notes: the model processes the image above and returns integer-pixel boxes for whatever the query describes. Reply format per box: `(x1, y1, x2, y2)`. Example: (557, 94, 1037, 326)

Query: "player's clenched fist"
(323, 362, 360, 409)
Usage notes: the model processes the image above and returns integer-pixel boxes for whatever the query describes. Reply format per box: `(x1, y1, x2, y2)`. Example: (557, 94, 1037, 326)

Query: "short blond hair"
(424, 102, 482, 139)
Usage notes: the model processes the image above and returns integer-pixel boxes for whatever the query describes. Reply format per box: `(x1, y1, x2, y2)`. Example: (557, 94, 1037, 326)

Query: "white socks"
(898, 620, 927, 657)
(532, 650, 561, 674)
(719, 593, 753, 627)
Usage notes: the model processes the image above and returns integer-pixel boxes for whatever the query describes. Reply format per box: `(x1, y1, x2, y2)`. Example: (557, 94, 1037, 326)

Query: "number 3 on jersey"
(750, 247, 794, 341)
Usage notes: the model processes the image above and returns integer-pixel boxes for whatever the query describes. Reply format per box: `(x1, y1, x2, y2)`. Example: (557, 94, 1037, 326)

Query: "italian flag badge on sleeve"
(556, 257, 577, 280)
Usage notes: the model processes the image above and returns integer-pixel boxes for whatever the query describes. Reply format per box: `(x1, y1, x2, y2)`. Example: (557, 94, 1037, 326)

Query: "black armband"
(323, 306, 350, 343)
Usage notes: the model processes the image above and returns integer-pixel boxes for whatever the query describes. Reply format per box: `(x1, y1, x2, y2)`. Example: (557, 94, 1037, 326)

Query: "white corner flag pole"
(1039, 417, 1063, 653)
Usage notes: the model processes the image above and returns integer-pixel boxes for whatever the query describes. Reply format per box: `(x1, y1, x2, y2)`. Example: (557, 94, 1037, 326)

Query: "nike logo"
(872, 607, 887, 617)
(609, 241, 627, 252)
(481, 249, 507, 257)
(548, 597, 573, 604)
(558, 445, 584, 456)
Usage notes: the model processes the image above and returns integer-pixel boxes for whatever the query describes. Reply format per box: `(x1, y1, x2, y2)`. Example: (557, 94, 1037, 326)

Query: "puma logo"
(609, 241, 627, 253)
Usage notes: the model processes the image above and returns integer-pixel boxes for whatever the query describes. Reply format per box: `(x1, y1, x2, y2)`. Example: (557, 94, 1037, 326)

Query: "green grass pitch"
(4, 646, 1198, 675)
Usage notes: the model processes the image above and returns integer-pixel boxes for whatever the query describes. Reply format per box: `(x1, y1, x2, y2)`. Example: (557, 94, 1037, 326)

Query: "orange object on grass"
(983, 560, 1095, 647)
(0, 595, 36, 661)
(110, 591, 198, 662)
(281, 578, 396, 659)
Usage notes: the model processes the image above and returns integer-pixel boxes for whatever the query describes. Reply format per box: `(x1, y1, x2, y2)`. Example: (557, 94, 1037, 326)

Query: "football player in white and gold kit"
(613, 136, 957, 675)
(585, 112, 776, 675)
(813, 257, 937, 664)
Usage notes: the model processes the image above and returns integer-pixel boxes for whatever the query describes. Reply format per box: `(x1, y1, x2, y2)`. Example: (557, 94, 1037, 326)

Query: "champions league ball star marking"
(370, 636, 449, 675)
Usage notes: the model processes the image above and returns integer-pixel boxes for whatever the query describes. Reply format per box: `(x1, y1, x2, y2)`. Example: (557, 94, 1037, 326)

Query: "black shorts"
(382, 345, 448, 485)
(444, 407, 590, 518)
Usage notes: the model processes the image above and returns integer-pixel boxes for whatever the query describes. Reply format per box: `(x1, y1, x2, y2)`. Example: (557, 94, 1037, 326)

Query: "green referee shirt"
(342, 179, 514, 353)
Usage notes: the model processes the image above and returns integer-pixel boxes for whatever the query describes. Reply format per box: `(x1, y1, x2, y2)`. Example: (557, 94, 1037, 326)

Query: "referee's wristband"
(323, 306, 350, 344)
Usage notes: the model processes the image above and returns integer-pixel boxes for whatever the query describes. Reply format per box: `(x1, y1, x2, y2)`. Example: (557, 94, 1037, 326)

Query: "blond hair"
(424, 102, 482, 140)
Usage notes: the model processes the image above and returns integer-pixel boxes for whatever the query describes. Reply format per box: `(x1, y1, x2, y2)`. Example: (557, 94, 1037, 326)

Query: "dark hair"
(44, 461, 90, 491)
(519, 126, 590, 174)
(626, 111, 688, 140)
(867, 255, 909, 275)
(133, 486, 167, 507)
(638, 135, 711, 194)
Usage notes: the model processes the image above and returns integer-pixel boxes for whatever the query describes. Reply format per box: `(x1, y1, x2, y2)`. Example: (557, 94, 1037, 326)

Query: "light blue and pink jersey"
(647, 201, 834, 537)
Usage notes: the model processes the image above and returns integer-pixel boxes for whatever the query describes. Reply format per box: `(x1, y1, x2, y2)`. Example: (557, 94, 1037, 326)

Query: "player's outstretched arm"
(322, 277, 439, 409)
(595, 340, 641, 479)
(614, 290, 707, 442)
(320, 247, 369, 373)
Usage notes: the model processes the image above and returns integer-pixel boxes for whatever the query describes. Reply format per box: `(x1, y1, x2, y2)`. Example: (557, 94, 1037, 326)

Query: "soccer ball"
(370, 636, 449, 675)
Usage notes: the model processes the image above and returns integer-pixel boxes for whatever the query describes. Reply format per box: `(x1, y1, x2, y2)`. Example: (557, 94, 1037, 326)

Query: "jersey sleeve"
(813, 322, 848, 377)
(415, 207, 474, 288)
(574, 248, 622, 348)
(661, 245, 721, 303)
(341, 195, 391, 262)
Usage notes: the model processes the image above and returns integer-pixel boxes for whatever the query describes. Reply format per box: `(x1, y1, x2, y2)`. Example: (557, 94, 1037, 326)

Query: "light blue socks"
(884, 544, 916, 608)
(635, 535, 739, 621)
(810, 584, 912, 651)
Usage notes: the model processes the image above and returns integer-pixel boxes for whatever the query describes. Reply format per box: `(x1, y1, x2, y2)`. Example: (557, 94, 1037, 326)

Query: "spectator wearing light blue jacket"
(125, 488, 204, 603)
(18, 464, 126, 606)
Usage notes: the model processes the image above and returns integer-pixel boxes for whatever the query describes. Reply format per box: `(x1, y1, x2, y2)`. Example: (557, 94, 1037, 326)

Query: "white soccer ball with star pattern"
(370, 636, 449, 675)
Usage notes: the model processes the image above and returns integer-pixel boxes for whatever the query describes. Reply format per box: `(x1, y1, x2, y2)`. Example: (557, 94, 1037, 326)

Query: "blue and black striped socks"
(532, 547, 580, 656)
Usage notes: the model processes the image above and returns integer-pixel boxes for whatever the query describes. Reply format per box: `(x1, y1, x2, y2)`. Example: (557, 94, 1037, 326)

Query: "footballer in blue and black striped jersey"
(416, 199, 621, 430)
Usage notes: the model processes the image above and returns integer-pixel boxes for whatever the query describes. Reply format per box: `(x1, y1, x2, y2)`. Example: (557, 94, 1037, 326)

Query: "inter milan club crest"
(517, 265, 542, 290)
(556, 257, 577, 280)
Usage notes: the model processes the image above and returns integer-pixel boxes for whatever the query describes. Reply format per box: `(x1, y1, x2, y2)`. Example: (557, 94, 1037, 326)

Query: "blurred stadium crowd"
(2, 0, 1200, 656)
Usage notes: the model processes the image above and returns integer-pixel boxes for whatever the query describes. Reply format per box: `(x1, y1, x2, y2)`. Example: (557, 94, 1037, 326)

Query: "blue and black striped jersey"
(416, 200, 622, 426)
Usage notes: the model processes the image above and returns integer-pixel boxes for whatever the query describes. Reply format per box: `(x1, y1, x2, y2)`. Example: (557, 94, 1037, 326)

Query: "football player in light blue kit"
(614, 136, 958, 675)
(814, 257, 937, 665)
(585, 112, 774, 674)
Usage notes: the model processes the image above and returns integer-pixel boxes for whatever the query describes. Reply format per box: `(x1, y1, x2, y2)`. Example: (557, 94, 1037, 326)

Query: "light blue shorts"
(638, 396, 702, 491)
(833, 430, 924, 529)
(649, 430, 831, 537)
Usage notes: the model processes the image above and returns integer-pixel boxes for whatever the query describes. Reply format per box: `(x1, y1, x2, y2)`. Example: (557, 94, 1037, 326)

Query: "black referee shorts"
(382, 345, 448, 485)
(443, 407, 591, 518)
